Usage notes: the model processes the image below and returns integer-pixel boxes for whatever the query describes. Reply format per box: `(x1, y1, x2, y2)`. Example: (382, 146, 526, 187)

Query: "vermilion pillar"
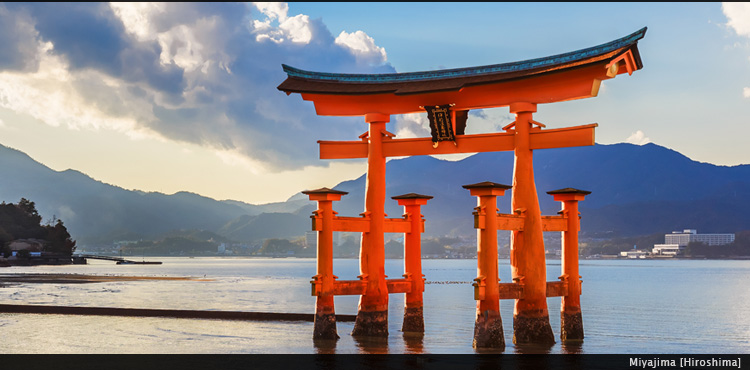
(463, 181, 512, 349)
(548, 188, 590, 342)
(392, 193, 432, 334)
(509, 102, 555, 345)
(352, 113, 390, 337)
(303, 187, 348, 340)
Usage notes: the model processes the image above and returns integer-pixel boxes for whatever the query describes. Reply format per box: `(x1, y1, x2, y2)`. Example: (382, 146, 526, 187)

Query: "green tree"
(45, 219, 77, 255)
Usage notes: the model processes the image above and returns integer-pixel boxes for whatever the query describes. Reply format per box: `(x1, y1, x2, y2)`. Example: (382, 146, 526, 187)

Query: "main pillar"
(463, 181, 511, 349)
(548, 188, 590, 342)
(352, 113, 390, 338)
(509, 102, 555, 345)
(303, 188, 348, 340)
(392, 193, 432, 335)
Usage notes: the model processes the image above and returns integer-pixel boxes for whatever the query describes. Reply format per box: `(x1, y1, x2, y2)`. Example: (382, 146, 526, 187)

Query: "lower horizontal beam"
(541, 215, 567, 232)
(488, 281, 572, 300)
(473, 214, 568, 232)
(315, 278, 414, 296)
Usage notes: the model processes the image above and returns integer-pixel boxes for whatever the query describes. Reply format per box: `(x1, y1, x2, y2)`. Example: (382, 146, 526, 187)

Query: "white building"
(652, 244, 683, 256)
(664, 229, 735, 247)
(620, 249, 650, 259)
(651, 229, 735, 256)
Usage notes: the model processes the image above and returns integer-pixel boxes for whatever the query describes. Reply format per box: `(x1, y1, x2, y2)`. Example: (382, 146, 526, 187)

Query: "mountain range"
(0, 141, 747, 246)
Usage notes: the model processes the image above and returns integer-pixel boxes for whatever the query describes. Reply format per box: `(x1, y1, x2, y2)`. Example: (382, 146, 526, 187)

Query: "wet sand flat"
(0, 273, 214, 284)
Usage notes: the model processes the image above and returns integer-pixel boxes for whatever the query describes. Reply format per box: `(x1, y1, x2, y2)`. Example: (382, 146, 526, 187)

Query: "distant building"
(651, 229, 735, 256)
(620, 249, 650, 259)
(8, 239, 46, 255)
(652, 244, 683, 256)
(664, 229, 735, 247)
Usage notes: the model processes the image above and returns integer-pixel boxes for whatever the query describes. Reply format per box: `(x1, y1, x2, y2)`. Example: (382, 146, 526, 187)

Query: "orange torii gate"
(279, 27, 647, 348)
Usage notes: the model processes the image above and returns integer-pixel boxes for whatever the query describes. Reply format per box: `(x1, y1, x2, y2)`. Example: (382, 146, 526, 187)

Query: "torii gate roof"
(277, 27, 646, 116)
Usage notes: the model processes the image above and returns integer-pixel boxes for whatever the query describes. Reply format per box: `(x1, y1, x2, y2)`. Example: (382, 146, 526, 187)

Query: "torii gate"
(278, 28, 646, 348)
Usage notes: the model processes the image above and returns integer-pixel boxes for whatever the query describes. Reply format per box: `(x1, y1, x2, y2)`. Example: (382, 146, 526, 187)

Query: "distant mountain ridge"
(0, 142, 747, 245)
(0, 144, 306, 244)
(288, 143, 750, 238)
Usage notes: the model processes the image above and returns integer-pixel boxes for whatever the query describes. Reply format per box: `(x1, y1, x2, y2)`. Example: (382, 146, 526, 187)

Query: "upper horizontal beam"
(319, 123, 597, 159)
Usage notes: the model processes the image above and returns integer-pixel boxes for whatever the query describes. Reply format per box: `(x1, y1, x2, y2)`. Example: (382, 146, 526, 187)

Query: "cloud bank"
(0, 2, 395, 171)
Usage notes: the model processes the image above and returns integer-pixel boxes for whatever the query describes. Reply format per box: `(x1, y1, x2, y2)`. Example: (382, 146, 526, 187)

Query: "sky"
(0, 3, 749, 205)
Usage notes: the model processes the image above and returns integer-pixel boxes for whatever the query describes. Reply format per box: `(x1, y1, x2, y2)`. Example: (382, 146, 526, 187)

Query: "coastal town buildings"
(650, 229, 735, 256)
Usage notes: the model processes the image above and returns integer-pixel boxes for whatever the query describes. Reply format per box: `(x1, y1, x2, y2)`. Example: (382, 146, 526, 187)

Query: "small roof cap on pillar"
(547, 188, 591, 202)
(462, 181, 512, 190)
(462, 181, 512, 197)
(302, 187, 348, 201)
(546, 188, 591, 195)
(392, 193, 432, 206)
(302, 187, 348, 195)
(391, 193, 434, 200)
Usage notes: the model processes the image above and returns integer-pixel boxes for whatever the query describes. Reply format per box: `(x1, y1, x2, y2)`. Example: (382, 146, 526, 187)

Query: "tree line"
(0, 198, 76, 256)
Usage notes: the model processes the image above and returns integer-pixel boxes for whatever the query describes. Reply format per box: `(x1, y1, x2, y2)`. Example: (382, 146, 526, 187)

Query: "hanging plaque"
(424, 105, 455, 147)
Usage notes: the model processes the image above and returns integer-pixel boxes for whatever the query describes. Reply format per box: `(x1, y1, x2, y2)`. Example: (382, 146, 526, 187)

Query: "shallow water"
(1, 257, 749, 354)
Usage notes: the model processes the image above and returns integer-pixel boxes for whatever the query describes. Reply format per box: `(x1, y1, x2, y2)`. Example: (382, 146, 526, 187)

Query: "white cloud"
(722, 3, 750, 100)
(254, 2, 289, 23)
(109, 2, 166, 42)
(0, 40, 152, 137)
(626, 130, 651, 145)
(0, 2, 393, 173)
(723, 3, 750, 37)
(251, 2, 312, 44)
(393, 113, 430, 139)
(157, 23, 206, 72)
(335, 30, 387, 66)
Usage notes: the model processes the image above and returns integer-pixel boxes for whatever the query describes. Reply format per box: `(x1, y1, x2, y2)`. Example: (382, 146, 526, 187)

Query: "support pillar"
(548, 188, 590, 342)
(352, 113, 390, 338)
(463, 181, 512, 349)
(303, 188, 348, 340)
(508, 102, 555, 345)
(392, 193, 432, 335)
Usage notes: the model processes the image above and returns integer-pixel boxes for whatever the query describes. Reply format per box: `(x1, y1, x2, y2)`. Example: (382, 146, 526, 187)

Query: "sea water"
(1, 257, 749, 354)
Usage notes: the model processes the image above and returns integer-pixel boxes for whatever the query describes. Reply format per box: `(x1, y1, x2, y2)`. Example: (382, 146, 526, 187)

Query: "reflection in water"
(313, 338, 338, 354)
(473, 347, 505, 355)
(561, 340, 584, 354)
(4, 258, 750, 353)
(512, 342, 554, 354)
(353, 335, 389, 354)
(402, 332, 424, 354)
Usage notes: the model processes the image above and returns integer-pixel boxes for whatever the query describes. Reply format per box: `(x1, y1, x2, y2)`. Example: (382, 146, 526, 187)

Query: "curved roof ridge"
(281, 27, 646, 83)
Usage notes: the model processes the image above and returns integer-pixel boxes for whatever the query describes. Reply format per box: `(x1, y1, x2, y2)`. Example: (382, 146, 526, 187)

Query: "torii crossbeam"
(278, 27, 646, 347)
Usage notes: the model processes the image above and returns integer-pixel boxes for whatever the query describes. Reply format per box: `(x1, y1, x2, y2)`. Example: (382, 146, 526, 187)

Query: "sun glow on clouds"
(0, 2, 394, 203)
(0, 40, 153, 138)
